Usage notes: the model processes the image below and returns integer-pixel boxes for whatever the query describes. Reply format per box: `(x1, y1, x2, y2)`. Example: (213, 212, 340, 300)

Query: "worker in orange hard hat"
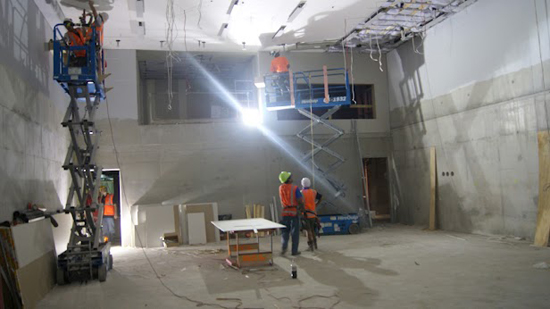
(301, 177, 322, 251)
(278, 171, 303, 256)
(99, 186, 117, 243)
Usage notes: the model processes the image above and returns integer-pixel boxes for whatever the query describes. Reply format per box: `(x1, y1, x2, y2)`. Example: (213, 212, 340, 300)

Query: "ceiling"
(55, 0, 475, 53)
(56, 0, 381, 51)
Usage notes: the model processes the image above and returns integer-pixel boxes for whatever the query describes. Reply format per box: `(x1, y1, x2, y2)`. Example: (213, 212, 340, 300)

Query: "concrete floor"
(38, 225, 550, 309)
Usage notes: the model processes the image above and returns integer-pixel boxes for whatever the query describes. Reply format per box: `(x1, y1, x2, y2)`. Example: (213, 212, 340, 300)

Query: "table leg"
(236, 232, 240, 268)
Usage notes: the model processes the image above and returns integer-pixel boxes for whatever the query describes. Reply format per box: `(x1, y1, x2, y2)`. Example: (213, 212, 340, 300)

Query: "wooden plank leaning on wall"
(534, 131, 550, 247)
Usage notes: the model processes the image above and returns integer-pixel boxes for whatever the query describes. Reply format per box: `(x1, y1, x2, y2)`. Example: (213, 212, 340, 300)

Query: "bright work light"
(242, 108, 262, 127)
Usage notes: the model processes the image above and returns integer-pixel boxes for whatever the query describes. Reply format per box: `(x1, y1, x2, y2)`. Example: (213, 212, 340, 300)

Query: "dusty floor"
(38, 225, 550, 308)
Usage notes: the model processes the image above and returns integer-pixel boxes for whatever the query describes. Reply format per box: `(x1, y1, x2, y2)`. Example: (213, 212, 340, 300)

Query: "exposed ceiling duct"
(327, 0, 478, 53)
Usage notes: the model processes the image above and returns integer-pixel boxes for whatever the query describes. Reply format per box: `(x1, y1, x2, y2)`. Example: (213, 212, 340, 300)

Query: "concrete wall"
(0, 0, 70, 220)
(0, 0, 73, 303)
(387, 0, 550, 238)
(96, 49, 391, 246)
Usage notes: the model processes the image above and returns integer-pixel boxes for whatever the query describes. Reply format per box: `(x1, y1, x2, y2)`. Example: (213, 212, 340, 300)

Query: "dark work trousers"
(281, 215, 300, 254)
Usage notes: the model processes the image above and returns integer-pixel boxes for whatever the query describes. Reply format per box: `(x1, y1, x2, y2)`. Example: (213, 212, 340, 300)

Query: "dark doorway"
(101, 170, 121, 246)
(363, 158, 391, 221)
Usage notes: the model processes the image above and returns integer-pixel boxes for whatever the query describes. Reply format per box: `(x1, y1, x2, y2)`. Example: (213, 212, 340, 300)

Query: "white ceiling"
(56, 0, 381, 52)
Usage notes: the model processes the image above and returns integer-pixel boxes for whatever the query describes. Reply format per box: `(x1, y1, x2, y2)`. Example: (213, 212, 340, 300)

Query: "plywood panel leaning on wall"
(534, 131, 550, 247)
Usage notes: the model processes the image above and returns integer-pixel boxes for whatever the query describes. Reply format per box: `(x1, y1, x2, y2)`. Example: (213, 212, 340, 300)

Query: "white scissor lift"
(52, 23, 112, 284)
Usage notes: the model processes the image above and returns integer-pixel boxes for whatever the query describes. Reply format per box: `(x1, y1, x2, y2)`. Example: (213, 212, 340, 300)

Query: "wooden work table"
(211, 219, 285, 268)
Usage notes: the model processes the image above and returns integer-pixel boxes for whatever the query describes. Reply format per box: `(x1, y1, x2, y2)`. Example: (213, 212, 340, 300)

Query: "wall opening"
(363, 158, 391, 221)
(101, 170, 121, 246)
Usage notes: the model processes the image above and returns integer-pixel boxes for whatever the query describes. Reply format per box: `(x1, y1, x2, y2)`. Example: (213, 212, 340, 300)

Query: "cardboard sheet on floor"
(188, 212, 207, 245)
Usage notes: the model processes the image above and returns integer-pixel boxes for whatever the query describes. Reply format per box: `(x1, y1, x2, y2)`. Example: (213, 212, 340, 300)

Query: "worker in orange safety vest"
(88, 0, 109, 47)
(270, 51, 291, 98)
(278, 171, 303, 256)
(63, 18, 87, 66)
(301, 177, 323, 251)
(99, 186, 117, 243)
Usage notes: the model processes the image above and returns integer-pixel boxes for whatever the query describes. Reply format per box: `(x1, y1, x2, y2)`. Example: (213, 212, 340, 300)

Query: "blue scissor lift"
(52, 24, 112, 284)
(264, 67, 351, 198)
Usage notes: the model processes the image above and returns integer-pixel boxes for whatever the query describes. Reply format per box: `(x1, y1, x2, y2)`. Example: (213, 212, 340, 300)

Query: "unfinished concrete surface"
(38, 225, 550, 309)
(387, 0, 550, 238)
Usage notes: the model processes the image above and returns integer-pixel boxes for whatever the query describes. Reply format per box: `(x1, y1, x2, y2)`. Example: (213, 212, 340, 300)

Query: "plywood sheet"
(186, 203, 218, 243)
(429, 147, 437, 231)
(12, 218, 55, 268)
(188, 213, 207, 245)
(16, 251, 55, 308)
(534, 131, 550, 247)
(144, 205, 175, 248)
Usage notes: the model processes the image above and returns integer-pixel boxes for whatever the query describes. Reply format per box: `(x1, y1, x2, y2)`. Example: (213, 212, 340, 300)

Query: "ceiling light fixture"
(287, 1, 306, 22)
(227, 0, 239, 15)
(218, 23, 228, 36)
(272, 25, 286, 39)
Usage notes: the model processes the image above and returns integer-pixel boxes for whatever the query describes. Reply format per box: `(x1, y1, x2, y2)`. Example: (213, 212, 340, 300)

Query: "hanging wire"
(350, 45, 357, 104)
(342, 19, 356, 104)
(368, 31, 377, 62)
(183, 9, 188, 51)
(197, 0, 203, 29)
(310, 98, 315, 188)
(376, 35, 383, 72)
(165, 0, 179, 111)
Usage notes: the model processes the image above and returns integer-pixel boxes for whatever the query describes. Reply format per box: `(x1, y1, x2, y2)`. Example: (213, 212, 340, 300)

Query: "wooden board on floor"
(534, 131, 550, 247)
(429, 147, 437, 231)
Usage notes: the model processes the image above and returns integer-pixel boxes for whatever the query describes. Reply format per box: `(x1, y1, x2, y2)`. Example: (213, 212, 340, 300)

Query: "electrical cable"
(104, 93, 236, 309)
(368, 31, 377, 62)
(350, 45, 357, 104)
(165, 0, 179, 111)
(197, 0, 203, 29)
(184, 9, 188, 52)
(310, 97, 315, 188)
(376, 35, 383, 72)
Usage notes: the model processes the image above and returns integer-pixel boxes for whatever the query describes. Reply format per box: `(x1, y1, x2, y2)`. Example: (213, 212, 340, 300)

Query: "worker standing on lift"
(270, 51, 290, 97)
(301, 177, 322, 251)
(88, 0, 109, 47)
(63, 18, 87, 66)
(279, 171, 303, 256)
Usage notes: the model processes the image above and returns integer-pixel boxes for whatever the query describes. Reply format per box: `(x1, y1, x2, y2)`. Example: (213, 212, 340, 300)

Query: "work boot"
(281, 249, 287, 256)
(307, 241, 313, 251)
(291, 251, 301, 256)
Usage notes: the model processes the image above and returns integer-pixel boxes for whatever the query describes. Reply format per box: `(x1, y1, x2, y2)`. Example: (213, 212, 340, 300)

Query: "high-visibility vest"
(270, 57, 289, 73)
(302, 188, 317, 218)
(66, 30, 86, 57)
(103, 194, 115, 216)
(279, 184, 298, 216)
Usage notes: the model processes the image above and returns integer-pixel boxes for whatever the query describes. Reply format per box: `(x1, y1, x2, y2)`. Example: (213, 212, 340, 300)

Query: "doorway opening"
(363, 158, 391, 221)
(101, 170, 121, 246)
